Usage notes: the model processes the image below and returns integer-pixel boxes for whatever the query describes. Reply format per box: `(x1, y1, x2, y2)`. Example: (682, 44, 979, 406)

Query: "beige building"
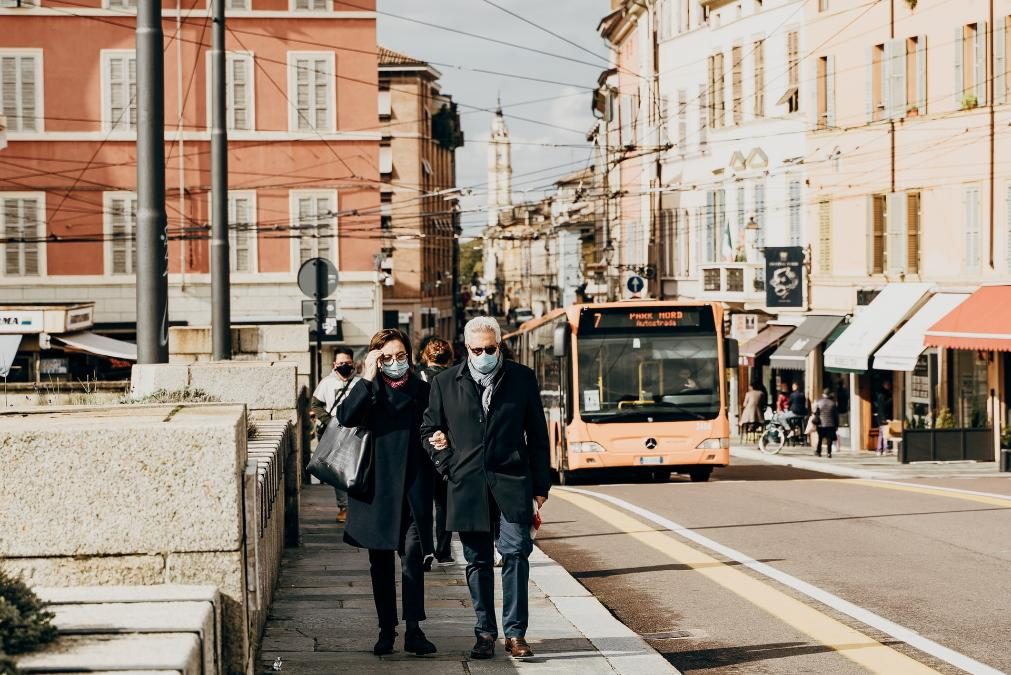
(378, 47, 463, 343)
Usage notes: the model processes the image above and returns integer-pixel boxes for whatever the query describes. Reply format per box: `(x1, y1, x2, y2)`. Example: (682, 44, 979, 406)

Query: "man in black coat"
(421, 316, 550, 660)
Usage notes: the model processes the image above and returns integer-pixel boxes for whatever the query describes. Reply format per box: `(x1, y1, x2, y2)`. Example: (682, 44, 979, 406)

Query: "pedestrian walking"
(739, 382, 764, 437)
(417, 337, 456, 569)
(310, 347, 359, 524)
(812, 389, 840, 458)
(421, 316, 551, 660)
(875, 379, 894, 455)
(335, 328, 437, 657)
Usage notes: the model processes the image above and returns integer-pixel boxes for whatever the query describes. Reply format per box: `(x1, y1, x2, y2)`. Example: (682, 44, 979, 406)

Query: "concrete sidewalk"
(733, 443, 1008, 480)
(259, 485, 676, 674)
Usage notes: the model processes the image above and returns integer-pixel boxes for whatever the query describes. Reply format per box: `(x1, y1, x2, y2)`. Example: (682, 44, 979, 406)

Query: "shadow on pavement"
(567, 461, 843, 487)
(663, 639, 904, 672)
(571, 559, 786, 579)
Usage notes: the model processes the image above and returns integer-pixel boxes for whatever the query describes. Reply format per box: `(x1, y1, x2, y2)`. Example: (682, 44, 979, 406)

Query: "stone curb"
(529, 544, 680, 674)
(731, 446, 896, 479)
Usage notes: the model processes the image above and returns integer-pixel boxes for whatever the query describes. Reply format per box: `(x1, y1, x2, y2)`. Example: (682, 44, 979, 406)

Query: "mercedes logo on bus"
(644, 438, 658, 450)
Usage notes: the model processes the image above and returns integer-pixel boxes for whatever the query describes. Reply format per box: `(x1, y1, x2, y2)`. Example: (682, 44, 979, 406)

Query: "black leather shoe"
(470, 633, 495, 659)
(373, 628, 397, 656)
(405, 627, 437, 655)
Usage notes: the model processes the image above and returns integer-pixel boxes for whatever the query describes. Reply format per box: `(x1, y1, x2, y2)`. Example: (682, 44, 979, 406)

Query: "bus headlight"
(696, 438, 729, 450)
(570, 442, 606, 453)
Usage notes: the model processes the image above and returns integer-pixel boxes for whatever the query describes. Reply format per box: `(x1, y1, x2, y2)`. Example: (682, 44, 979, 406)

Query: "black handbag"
(307, 420, 373, 497)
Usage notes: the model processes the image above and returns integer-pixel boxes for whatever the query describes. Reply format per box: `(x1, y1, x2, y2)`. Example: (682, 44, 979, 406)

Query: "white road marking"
(563, 487, 1004, 675)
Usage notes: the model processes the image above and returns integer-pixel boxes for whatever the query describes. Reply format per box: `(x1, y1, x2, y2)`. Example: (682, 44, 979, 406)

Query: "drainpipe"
(889, 0, 895, 195)
(989, 0, 996, 269)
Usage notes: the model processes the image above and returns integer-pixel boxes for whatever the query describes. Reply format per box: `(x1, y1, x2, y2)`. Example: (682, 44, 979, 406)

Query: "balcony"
(697, 262, 765, 304)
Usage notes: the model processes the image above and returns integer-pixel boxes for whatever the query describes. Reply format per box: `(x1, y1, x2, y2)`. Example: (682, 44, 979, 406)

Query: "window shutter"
(818, 200, 831, 274)
(230, 56, 249, 130)
(906, 192, 920, 274)
(698, 83, 708, 148)
(110, 198, 128, 274)
(317, 196, 333, 261)
(965, 187, 980, 270)
(882, 40, 894, 117)
(916, 35, 927, 113)
(996, 21, 1007, 105)
(826, 55, 836, 127)
(3, 200, 18, 276)
(890, 39, 906, 118)
(20, 56, 36, 131)
(22, 199, 38, 276)
(677, 89, 687, 150)
(754, 181, 766, 248)
(869, 194, 886, 273)
(975, 21, 987, 104)
(954, 26, 964, 106)
(705, 191, 715, 262)
(886, 192, 906, 273)
(314, 58, 328, 130)
(866, 46, 875, 122)
(788, 180, 801, 245)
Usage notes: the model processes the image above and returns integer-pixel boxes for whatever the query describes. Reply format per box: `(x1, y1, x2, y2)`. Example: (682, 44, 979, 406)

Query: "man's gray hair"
(464, 316, 502, 344)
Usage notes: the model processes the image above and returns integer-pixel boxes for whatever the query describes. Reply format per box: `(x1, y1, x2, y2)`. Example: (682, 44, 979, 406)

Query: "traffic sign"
(626, 275, 645, 294)
(297, 257, 338, 299)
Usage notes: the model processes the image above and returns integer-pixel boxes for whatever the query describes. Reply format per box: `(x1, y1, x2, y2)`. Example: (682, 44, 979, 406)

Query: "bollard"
(1001, 449, 1011, 472)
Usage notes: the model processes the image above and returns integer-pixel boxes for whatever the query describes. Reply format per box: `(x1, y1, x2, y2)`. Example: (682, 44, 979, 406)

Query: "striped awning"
(924, 285, 1011, 352)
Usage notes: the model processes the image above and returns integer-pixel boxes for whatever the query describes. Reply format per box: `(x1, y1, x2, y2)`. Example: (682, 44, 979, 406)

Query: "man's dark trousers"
(458, 513, 533, 639)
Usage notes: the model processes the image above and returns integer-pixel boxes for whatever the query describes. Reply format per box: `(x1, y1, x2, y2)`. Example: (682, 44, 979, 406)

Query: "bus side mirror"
(553, 323, 570, 358)
(724, 338, 739, 367)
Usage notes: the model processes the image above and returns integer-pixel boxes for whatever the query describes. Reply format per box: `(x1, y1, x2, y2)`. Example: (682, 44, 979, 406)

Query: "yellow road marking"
(846, 479, 1011, 509)
(554, 489, 940, 675)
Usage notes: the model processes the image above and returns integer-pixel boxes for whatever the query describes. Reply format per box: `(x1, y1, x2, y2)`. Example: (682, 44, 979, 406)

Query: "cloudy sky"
(377, 0, 611, 236)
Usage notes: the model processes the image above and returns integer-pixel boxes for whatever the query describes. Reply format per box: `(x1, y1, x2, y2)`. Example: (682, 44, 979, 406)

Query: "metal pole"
(210, 0, 231, 360)
(136, 1, 169, 364)
(315, 260, 324, 386)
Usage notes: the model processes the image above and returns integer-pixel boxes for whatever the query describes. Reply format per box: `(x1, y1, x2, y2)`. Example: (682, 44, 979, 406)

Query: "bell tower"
(487, 103, 512, 227)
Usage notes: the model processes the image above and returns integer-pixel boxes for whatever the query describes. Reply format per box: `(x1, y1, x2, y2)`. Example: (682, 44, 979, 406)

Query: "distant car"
(511, 308, 535, 327)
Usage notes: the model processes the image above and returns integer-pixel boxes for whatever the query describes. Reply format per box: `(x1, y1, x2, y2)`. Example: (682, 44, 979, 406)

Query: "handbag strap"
(329, 379, 354, 416)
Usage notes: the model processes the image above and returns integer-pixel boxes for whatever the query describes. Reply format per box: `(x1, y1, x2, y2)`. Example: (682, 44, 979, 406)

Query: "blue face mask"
(471, 351, 499, 375)
(381, 360, 410, 379)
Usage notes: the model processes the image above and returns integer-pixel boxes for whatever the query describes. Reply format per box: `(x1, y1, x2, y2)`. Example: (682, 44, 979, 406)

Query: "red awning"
(923, 285, 1011, 352)
(738, 324, 794, 365)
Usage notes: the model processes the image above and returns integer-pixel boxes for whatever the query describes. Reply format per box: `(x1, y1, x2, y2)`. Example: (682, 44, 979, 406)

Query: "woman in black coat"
(336, 328, 436, 657)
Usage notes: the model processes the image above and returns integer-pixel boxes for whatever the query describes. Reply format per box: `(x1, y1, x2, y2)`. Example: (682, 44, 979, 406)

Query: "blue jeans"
(458, 514, 534, 639)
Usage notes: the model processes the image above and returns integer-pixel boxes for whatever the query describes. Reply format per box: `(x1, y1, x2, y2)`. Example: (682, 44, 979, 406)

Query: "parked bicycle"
(759, 412, 807, 454)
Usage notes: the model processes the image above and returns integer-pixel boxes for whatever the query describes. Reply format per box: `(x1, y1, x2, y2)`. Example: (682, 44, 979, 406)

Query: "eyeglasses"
(468, 345, 498, 356)
(379, 352, 409, 366)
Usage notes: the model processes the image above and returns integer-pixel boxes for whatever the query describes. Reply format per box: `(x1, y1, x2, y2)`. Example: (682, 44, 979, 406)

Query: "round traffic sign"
(626, 275, 645, 294)
(297, 257, 338, 299)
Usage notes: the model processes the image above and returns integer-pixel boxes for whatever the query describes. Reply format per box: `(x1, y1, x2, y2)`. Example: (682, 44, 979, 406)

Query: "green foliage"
(905, 0, 917, 9)
(1001, 425, 1011, 449)
(961, 94, 979, 110)
(121, 387, 220, 405)
(0, 653, 18, 675)
(935, 408, 956, 429)
(0, 569, 57, 657)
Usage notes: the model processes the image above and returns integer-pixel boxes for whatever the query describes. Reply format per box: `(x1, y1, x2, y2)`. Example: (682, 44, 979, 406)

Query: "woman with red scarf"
(336, 328, 436, 657)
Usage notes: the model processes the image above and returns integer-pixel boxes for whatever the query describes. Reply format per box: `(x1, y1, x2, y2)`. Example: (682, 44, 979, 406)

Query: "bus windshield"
(577, 332, 720, 423)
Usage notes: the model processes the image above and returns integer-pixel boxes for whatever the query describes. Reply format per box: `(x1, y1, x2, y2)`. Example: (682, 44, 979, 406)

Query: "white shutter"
(890, 39, 907, 118)
(997, 21, 1007, 105)
(975, 21, 987, 104)
(698, 83, 708, 148)
(825, 55, 836, 127)
(316, 196, 333, 261)
(886, 192, 906, 273)
(754, 181, 766, 248)
(22, 199, 38, 276)
(954, 27, 965, 107)
(965, 187, 980, 270)
(916, 35, 927, 113)
(19, 56, 36, 131)
(229, 55, 250, 131)
(866, 46, 875, 122)
(677, 89, 687, 150)
(883, 40, 894, 118)
(3, 199, 18, 276)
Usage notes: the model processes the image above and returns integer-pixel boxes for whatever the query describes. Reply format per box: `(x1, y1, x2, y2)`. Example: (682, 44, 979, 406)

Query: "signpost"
(298, 257, 338, 387)
(626, 275, 645, 298)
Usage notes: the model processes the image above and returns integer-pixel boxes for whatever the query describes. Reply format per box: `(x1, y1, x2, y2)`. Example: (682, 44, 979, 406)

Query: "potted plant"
(935, 408, 955, 428)
(0, 570, 58, 665)
(905, 0, 917, 9)
(961, 94, 979, 111)
(906, 105, 919, 118)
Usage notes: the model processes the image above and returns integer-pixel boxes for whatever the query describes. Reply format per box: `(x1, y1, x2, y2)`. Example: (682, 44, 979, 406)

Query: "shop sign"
(0, 310, 45, 334)
(40, 358, 69, 375)
(65, 307, 94, 332)
(764, 246, 804, 308)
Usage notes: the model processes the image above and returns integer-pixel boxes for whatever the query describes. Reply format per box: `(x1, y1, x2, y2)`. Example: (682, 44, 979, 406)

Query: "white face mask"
(471, 350, 500, 374)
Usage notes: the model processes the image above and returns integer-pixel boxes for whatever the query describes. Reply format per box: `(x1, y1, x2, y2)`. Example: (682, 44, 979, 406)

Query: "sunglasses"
(468, 345, 498, 356)
(379, 352, 409, 366)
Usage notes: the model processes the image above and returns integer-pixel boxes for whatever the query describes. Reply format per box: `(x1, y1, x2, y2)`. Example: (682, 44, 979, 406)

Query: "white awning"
(824, 283, 933, 373)
(54, 331, 137, 361)
(0, 334, 21, 377)
(873, 293, 970, 371)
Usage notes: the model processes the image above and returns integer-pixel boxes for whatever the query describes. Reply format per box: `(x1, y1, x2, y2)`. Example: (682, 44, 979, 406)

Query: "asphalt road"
(536, 460, 1011, 674)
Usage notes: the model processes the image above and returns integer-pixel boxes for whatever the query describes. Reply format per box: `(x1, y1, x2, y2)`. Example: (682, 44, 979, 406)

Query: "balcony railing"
(697, 262, 765, 303)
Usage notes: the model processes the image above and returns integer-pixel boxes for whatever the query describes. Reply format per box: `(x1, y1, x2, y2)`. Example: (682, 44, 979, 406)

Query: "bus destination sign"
(580, 307, 707, 332)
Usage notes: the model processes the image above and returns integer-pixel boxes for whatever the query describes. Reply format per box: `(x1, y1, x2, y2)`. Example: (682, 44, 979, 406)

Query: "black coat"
(336, 375, 433, 551)
(421, 360, 550, 532)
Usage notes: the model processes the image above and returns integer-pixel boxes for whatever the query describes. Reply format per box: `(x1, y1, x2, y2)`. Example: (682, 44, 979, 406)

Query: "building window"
(964, 185, 981, 270)
(380, 191, 393, 231)
(379, 144, 393, 175)
(731, 45, 743, 125)
(707, 52, 726, 129)
(753, 39, 765, 118)
(869, 43, 885, 121)
(677, 89, 688, 150)
(227, 0, 250, 8)
(660, 209, 676, 277)
(292, 191, 336, 266)
(103, 50, 137, 132)
(227, 53, 253, 131)
(955, 23, 986, 108)
(783, 30, 800, 112)
(698, 83, 708, 148)
(0, 1, 40, 6)
(705, 189, 724, 262)
(228, 192, 256, 273)
(998, 18, 1009, 105)
(378, 87, 391, 118)
(676, 208, 690, 276)
(906, 192, 920, 273)
(2, 194, 42, 277)
(818, 199, 831, 273)
(292, 0, 330, 9)
(0, 52, 40, 132)
(753, 180, 766, 248)
(104, 0, 137, 8)
(288, 52, 335, 132)
(818, 0, 829, 10)
(105, 192, 137, 276)
(907, 36, 926, 116)
(817, 55, 835, 128)
(870, 193, 887, 273)
(736, 185, 745, 253)
(787, 180, 801, 245)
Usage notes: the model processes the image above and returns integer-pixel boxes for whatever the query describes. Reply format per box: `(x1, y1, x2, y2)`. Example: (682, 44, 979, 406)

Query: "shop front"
(768, 315, 844, 414)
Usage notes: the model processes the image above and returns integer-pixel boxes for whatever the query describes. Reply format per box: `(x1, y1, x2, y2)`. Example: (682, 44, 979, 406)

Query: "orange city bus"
(505, 301, 736, 484)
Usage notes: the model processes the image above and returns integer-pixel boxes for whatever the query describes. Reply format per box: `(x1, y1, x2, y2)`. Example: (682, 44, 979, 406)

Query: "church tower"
(487, 104, 512, 227)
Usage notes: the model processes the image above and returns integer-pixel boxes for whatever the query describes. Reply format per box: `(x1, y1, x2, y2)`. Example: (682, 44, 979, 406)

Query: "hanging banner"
(764, 246, 804, 308)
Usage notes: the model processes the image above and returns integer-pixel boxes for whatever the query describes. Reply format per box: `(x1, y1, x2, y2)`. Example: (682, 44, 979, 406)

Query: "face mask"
(471, 351, 499, 375)
(381, 360, 410, 379)
(334, 364, 354, 379)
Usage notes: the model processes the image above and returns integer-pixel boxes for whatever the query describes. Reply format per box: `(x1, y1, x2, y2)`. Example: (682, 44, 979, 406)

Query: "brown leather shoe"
(336, 507, 347, 524)
(470, 633, 495, 659)
(505, 636, 534, 658)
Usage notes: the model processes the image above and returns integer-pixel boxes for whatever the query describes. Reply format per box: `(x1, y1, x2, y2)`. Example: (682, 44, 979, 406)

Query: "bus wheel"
(651, 470, 671, 483)
(688, 467, 712, 483)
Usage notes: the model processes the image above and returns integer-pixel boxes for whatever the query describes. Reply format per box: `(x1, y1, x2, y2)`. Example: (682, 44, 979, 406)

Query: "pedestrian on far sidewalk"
(812, 388, 839, 458)
(421, 316, 551, 661)
(417, 337, 456, 569)
(336, 328, 437, 657)
(310, 347, 359, 524)
(875, 379, 894, 455)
